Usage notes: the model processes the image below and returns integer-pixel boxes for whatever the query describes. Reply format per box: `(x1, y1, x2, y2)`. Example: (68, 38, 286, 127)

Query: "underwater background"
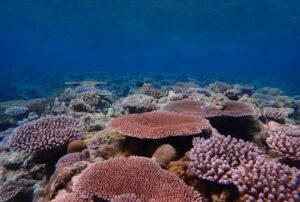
(1, 1, 300, 202)
(1, 0, 300, 101)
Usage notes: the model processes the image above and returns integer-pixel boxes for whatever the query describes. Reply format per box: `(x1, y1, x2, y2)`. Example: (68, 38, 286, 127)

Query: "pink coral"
(111, 194, 142, 202)
(266, 127, 300, 160)
(189, 134, 262, 183)
(107, 111, 211, 139)
(10, 115, 85, 152)
(72, 156, 204, 201)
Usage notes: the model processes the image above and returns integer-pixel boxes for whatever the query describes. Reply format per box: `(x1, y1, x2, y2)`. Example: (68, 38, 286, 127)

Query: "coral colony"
(0, 78, 299, 202)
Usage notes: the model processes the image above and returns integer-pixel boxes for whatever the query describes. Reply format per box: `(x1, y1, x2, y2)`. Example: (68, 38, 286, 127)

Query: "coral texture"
(111, 193, 142, 202)
(263, 107, 287, 123)
(78, 91, 101, 106)
(107, 111, 211, 139)
(222, 159, 300, 202)
(142, 83, 163, 98)
(163, 99, 206, 115)
(72, 156, 204, 201)
(10, 115, 85, 152)
(189, 134, 262, 183)
(266, 127, 300, 160)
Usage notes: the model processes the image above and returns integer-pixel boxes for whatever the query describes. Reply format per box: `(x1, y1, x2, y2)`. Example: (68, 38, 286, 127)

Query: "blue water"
(1, 0, 300, 100)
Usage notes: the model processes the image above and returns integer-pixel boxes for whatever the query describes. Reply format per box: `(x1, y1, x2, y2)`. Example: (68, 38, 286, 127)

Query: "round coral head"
(107, 111, 211, 139)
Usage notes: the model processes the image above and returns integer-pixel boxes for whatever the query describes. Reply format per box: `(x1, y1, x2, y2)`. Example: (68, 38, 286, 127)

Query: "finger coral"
(10, 115, 86, 152)
(223, 159, 300, 202)
(107, 111, 211, 139)
(72, 156, 204, 201)
(189, 134, 263, 183)
(266, 127, 300, 160)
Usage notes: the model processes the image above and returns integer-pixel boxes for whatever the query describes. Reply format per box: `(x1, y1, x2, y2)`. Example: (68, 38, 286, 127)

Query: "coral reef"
(10, 115, 86, 152)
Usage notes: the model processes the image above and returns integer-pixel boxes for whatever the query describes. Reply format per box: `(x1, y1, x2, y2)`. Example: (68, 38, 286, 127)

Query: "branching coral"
(10, 115, 85, 152)
(263, 107, 287, 123)
(222, 159, 300, 201)
(189, 134, 262, 183)
(266, 127, 300, 160)
(107, 111, 211, 139)
(4, 106, 29, 117)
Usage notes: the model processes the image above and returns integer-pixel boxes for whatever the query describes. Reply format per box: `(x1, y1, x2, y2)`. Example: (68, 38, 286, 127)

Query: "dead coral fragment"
(107, 111, 211, 139)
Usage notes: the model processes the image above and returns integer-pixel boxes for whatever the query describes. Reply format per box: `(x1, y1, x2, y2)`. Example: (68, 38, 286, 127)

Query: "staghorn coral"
(72, 156, 204, 201)
(263, 107, 287, 123)
(4, 106, 29, 117)
(107, 111, 211, 139)
(189, 134, 263, 183)
(266, 127, 300, 160)
(222, 159, 300, 202)
(10, 115, 85, 153)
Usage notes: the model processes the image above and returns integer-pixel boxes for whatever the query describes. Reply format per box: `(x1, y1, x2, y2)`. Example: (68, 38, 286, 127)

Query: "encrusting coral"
(107, 111, 211, 139)
(9, 115, 86, 152)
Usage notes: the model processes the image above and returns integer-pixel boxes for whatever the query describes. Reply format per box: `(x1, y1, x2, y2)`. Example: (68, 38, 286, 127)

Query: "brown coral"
(107, 111, 211, 139)
(163, 99, 206, 115)
(72, 156, 204, 201)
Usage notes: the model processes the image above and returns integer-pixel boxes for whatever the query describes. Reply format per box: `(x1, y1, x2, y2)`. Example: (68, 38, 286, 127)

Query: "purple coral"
(10, 115, 85, 152)
(266, 127, 300, 160)
(55, 150, 90, 170)
(189, 134, 262, 183)
(223, 159, 300, 201)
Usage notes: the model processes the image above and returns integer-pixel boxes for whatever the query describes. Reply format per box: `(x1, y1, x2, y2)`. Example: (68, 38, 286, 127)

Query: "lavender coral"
(107, 111, 211, 139)
(10, 115, 85, 152)
(222, 159, 300, 201)
(72, 156, 204, 201)
(266, 127, 300, 160)
(189, 134, 262, 183)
